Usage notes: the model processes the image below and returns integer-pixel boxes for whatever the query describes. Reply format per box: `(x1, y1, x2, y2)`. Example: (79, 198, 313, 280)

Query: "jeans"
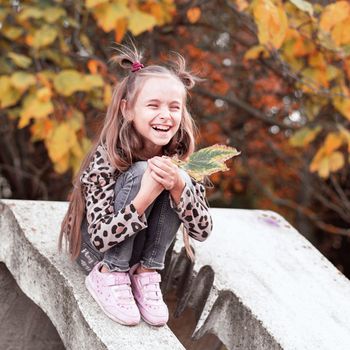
(77, 161, 193, 274)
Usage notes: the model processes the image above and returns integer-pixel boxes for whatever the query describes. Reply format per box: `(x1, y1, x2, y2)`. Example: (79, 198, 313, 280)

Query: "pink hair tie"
(131, 61, 144, 72)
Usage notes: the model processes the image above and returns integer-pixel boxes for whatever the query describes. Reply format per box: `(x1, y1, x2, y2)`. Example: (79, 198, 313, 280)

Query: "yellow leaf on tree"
(0, 76, 22, 108)
(329, 151, 344, 172)
(92, 3, 130, 32)
(26, 25, 58, 49)
(18, 6, 43, 21)
(324, 132, 342, 154)
(30, 119, 54, 142)
(244, 45, 270, 61)
(187, 7, 201, 24)
(46, 122, 77, 162)
(289, 126, 322, 147)
(67, 108, 84, 132)
(1, 26, 24, 40)
(53, 70, 104, 96)
(85, 0, 109, 9)
(317, 157, 330, 178)
(19, 92, 54, 128)
(252, 0, 288, 49)
(10, 72, 36, 92)
(103, 83, 112, 106)
(53, 152, 70, 174)
(115, 18, 128, 43)
(128, 10, 157, 36)
(319, 1, 350, 33)
(36, 87, 52, 102)
(332, 85, 350, 121)
(331, 17, 350, 46)
(338, 125, 350, 152)
(43, 7, 67, 23)
(7, 52, 32, 69)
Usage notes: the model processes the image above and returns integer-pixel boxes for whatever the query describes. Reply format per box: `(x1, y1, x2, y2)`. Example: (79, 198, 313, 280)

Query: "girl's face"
(128, 76, 185, 156)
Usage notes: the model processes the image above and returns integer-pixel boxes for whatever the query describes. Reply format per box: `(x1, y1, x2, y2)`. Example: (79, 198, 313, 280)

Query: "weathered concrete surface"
(0, 263, 65, 350)
(168, 208, 350, 350)
(0, 199, 185, 350)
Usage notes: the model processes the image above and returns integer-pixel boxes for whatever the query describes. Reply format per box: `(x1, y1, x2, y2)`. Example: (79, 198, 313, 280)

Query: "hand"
(132, 165, 164, 215)
(147, 156, 186, 204)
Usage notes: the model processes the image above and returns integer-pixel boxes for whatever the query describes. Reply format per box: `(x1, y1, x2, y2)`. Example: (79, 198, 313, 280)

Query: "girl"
(59, 45, 213, 327)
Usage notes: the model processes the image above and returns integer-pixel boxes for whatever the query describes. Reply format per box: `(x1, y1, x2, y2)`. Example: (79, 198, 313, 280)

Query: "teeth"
(152, 126, 170, 131)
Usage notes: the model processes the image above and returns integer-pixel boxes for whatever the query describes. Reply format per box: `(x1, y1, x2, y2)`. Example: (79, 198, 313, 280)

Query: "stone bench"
(2, 199, 350, 350)
(0, 200, 185, 350)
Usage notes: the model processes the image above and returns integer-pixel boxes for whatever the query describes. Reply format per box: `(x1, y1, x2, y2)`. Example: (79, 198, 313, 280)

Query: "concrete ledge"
(0, 200, 185, 350)
(165, 208, 350, 350)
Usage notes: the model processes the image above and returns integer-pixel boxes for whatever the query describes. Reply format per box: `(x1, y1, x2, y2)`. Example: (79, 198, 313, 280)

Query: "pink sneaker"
(85, 262, 140, 326)
(129, 264, 169, 326)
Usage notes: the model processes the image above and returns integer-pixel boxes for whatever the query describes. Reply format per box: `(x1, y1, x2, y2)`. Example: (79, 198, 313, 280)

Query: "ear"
(120, 99, 133, 121)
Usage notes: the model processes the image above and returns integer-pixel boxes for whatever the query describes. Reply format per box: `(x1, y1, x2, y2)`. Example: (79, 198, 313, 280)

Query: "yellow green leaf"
(92, 3, 130, 32)
(7, 52, 32, 69)
(46, 122, 77, 162)
(289, 126, 322, 147)
(53, 70, 104, 96)
(0, 76, 21, 108)
(172, 144, 241, 182)
(67, 108, 84, 132)
(43, 7, 67, 23)
(18, 6, 43, 21)
(26, 25, 58, 49)
(128, 10, 157, 36)
(19, 92, 54, 128)
(1, 26, 24, 40)
(10, 72, 36, 92)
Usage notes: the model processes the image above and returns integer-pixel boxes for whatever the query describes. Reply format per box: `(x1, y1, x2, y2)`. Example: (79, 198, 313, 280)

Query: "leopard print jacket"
(80, 144, 213, 253)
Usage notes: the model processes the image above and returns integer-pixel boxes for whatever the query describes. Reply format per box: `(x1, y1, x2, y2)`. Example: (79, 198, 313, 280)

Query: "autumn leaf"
(92, 3, 130, 32)
(172, 144, 241, 182)
(289, 0, 314, 17)
(0, 76, 22, 108)
(128, 10, 157, 36)
(187, 7, 201, 24)
(7, 52, 32, 69)
(289, 126, 322, 147)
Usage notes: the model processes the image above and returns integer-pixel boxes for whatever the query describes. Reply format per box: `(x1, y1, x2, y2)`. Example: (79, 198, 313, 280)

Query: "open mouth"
(151, 125, 171, 132)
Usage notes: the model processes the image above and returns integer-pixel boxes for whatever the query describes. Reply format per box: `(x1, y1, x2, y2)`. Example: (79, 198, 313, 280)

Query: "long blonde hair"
(59, 44, 201, 261)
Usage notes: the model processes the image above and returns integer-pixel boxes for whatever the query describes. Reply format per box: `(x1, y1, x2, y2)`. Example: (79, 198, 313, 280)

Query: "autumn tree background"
(1, 0, 350, 276)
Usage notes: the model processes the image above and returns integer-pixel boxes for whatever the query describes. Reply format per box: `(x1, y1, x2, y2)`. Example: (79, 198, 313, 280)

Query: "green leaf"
(172, 144, 241, 182)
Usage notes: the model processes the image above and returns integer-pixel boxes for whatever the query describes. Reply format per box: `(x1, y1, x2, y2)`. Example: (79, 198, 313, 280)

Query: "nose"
(158, 106, 171, 119)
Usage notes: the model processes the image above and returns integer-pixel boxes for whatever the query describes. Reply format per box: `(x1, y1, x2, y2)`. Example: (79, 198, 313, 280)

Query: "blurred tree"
(1, 0, 350, 273)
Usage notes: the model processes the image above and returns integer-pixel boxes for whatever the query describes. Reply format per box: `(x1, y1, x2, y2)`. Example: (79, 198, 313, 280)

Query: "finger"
(148, 161, 172, 179)
(150, 170, 169, 188)
(148, 157, 174, 174)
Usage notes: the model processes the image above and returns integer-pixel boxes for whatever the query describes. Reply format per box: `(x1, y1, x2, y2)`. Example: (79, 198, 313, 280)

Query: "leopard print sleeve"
(80, 144, 147, 253)
(169, 178, 213, 241)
